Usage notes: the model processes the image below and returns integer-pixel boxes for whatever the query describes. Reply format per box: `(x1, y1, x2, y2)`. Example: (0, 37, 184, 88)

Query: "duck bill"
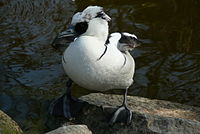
(57, 25, 76, 39)
(51, 26, 77, 49)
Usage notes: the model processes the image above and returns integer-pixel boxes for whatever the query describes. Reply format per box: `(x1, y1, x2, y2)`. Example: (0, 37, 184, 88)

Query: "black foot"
(102, 105, 132, 125)
(49, 94, 87, 119)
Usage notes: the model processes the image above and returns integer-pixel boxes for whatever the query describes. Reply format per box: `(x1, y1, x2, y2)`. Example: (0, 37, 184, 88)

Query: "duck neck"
(83, 18, 109, 43)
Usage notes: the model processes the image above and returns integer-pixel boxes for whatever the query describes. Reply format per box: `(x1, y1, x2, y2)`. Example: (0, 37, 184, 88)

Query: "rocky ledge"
(46, 125, 92, 134)
(47, 93, 200, 134)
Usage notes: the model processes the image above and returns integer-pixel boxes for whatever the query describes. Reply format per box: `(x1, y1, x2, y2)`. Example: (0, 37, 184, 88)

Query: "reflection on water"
(0, 0, 200, 133)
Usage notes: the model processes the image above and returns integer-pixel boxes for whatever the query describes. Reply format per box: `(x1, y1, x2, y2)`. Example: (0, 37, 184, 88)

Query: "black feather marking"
(97, 35, 111, 61)
(74, 22, 88, 36)
(96, 11, 104, 18)
(105, 35, 111, 44)
(119, 32, 138, 44)
(122, 54, 127, 67)
(97, 45, 108, 61)
(62, 56, 66, 64)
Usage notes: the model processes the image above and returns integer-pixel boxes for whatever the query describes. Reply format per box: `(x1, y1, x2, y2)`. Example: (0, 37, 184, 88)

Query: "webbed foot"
(102, 105, 132, 125)
(49, 94, 86, 119)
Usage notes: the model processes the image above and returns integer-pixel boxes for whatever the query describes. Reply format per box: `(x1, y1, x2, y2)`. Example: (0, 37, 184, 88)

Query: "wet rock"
(0, 110, 23, 134)
(46, 125, 92, 134)
(73, 93, 200, 134)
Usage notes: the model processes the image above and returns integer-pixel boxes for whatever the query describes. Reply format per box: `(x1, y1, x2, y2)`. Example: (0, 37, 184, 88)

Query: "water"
(0, 0, 200, 133)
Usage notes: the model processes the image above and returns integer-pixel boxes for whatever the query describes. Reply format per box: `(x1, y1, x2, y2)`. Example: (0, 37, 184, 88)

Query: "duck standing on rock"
(50, 6, 141, 125)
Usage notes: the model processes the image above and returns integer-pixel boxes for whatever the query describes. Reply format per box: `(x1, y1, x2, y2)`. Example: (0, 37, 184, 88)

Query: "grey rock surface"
(47, 93, 200, 134)
(75, 93, 200, 134)
(80, 93, 200, 122)
(46, 124, 92, 134)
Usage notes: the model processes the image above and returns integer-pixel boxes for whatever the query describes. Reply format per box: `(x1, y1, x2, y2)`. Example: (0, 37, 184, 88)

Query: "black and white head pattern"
(107, 32, 141, 52)
(70, 6, 111, 36)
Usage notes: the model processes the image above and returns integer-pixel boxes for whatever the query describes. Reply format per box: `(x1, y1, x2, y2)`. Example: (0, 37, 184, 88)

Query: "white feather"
(71, 6, 103, 25)
(62, 19, 134, 91)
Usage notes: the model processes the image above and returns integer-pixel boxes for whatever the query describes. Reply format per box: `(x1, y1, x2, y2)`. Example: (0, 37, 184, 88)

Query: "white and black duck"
(50, 6, 141, 125)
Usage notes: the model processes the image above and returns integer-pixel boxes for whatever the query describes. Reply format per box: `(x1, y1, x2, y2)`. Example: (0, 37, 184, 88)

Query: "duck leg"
(102, 87, 132, 125)
(49, 79, 86, 119)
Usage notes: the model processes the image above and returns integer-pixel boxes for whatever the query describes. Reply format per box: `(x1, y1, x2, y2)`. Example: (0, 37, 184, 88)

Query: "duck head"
(52, 6, 111, 49)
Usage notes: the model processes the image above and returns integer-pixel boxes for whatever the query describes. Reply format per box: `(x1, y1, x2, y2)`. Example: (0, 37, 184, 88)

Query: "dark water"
(0, 0, 200, 133)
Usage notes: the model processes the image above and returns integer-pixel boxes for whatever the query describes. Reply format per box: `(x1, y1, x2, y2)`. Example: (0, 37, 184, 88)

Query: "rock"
(46, 125, 92, 134)
(72, 93, 200, 134)
(0, 110, 23, 134)
(80, 93, 200, 122)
